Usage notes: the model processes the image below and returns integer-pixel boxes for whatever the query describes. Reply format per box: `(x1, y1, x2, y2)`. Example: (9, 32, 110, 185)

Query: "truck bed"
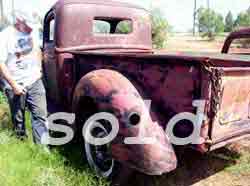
(70, 51, 250, 150)
(71, 51, 250, 67)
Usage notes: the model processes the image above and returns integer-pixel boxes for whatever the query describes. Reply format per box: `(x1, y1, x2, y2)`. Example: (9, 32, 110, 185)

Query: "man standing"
(0, 12, 48, 144)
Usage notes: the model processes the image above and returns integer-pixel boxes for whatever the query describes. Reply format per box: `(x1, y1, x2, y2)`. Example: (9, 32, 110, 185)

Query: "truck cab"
(43, 0, 152, 107)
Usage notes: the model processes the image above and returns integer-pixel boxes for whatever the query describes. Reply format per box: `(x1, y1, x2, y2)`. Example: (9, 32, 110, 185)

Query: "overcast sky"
(2, 0, 250, 32)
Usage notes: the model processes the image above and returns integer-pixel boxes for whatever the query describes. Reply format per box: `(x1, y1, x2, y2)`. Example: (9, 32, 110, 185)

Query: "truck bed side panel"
(74, 55, 204, 138)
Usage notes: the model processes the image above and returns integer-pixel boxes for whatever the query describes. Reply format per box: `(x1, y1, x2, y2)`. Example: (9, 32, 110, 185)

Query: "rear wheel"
(84, 124, 115, 178)
(75, 97, 133, 185)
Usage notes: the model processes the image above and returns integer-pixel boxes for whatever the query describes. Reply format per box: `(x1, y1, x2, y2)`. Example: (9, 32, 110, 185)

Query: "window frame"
(43, 11, 56, 45)
(92, 17, 133, 36)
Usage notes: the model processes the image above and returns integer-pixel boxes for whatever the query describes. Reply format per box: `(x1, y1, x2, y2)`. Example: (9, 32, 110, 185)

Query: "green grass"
(0, 99, 109, 186)
(224, 149, 250, 176)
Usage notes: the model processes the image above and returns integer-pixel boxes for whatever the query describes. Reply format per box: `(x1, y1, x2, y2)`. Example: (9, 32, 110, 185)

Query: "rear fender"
(72, 69, 177, 175)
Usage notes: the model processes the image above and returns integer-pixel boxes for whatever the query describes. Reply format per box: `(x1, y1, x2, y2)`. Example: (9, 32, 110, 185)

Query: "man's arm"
(0, 29, 26, 95)
(0, 63, 26, 95)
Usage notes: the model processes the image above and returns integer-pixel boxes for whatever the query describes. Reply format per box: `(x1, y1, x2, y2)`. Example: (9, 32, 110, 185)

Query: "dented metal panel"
(72, 69, 177, 175)
(71, 53, 250, 152)
(72, 55, 207, 150)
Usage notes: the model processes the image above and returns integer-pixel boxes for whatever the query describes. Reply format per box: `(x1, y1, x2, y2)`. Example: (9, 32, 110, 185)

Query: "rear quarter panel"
(73, 54, 210, 149)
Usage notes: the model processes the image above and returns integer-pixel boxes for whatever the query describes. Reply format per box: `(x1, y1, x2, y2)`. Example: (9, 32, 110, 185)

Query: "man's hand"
(0, 63, 27, 95)
(13, 84, 26, 95)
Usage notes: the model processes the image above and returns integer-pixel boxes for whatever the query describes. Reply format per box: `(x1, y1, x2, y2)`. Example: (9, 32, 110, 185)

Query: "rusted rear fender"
(72, 69, 177, 175)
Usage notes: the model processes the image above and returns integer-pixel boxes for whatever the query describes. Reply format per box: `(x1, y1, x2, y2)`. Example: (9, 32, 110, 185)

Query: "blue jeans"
(5, 79, 48, 144)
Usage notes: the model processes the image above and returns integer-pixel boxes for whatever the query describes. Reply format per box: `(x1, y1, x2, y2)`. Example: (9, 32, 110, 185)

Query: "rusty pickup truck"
(43, 0, 250, 182)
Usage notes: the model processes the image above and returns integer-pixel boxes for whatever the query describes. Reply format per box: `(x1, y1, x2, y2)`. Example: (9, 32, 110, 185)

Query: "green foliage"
(197, 7, 225, 40)
(0, 108, 110, 186)
(216, 14, 225, 33)
(0, 137, 109, 186)
(82, 8, 170, 49)
(225, 11, 234, 32)
(0, 92, 6, 105)
(115, 20, 133, 34)
(233, 10, 250, 49)
(151, 8, 169, 49)
(234, 11, 250, 28)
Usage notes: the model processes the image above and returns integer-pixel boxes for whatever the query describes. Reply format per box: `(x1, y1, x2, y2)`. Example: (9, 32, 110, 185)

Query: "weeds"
(0, 102, 109, 186)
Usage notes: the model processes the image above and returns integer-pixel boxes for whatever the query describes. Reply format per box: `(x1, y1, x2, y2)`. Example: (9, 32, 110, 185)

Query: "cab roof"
(47, 0, 152, 52)
(53, 0, 148, 11)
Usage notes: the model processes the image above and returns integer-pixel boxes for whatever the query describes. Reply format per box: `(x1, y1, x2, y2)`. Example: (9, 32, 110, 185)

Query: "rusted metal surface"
(222, 28, 250, 53)
(71, 53, 250, 150)
(43, 0, 250, 176)
(73, 54, 209, 151)
(72, 69, 177, 175)
(52, 0, 152, 52)
(209, 66, 250, 147)
(43, 0, 153, 105)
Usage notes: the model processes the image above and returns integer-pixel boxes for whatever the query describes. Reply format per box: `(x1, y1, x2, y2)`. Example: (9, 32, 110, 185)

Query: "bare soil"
(164, 33, 225, 53)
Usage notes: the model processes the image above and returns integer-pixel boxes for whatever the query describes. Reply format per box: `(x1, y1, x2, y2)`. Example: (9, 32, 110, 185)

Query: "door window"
(44, 13, 55, 44)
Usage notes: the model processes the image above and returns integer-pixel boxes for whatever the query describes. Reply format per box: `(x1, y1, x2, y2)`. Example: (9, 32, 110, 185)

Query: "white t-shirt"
(0, 26, 42, 89)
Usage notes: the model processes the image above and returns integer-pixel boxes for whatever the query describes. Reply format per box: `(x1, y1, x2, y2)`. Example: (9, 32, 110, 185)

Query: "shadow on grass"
(46, 101, 242, 186)
(47, 100, 96, 177)
(54, 141, 88, 172)
(126, 148, 241, 186)
(53, 140, 241, 186)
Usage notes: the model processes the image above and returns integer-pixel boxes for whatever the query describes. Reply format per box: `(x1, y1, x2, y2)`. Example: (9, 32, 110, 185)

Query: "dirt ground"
(129, 33, 250, 186)
(164, 33, 226, 53)
(129, 141, 250, 186)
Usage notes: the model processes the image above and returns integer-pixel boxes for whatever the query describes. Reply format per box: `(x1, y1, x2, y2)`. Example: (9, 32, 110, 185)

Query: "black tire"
(74, 97, 133, 185)
(84, 121, 117, 178)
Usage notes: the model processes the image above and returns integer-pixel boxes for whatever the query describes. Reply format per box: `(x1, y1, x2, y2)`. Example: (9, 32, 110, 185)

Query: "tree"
(90, 8, 170, 49)
(115, 20, 132, 34)
(233, 8, 250, 47)
(116, 8, 170, 49)
(225, 11, 234, 32)
(197, 7, 225, 40)
(151, 8, 169, 49)
(247, 6, 250, 14)
(216, 14, 225, 33)
(234, 11, 250, 28)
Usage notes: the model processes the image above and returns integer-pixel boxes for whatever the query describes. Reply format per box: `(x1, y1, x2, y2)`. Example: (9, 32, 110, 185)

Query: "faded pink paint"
(43, 0, 250, 177)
